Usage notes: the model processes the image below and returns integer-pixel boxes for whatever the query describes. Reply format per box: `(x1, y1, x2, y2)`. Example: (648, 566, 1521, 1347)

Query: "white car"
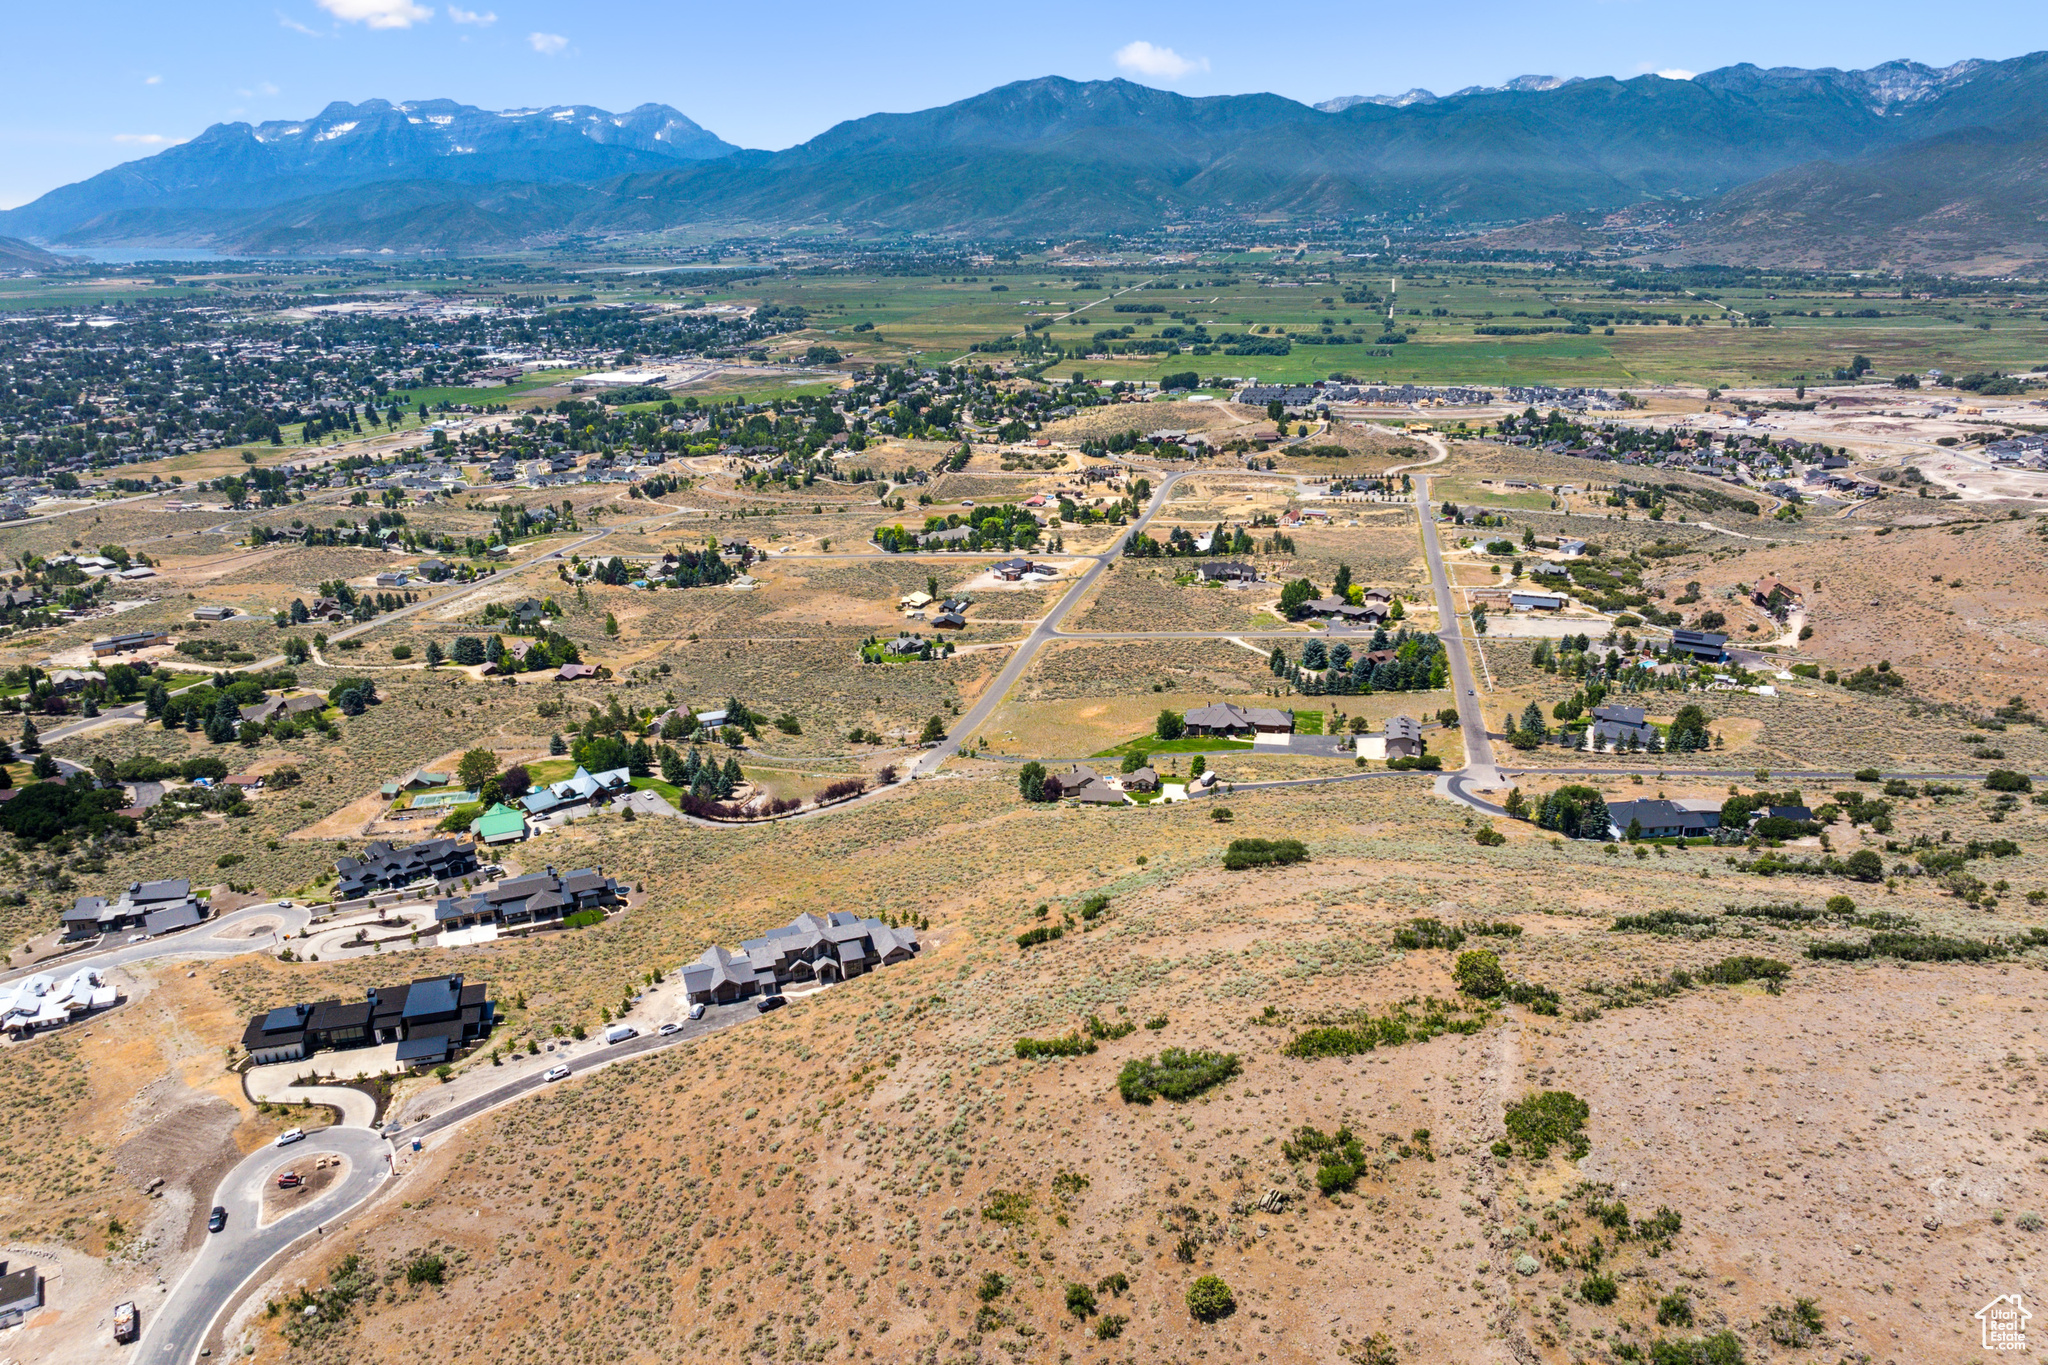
(127, 934, 149, 943)
(543, 1064, 571, 1082)
(274, 1128, 305, 1147)
(688, 1002, 706, 1021)
(658, 1022, 682, 1036)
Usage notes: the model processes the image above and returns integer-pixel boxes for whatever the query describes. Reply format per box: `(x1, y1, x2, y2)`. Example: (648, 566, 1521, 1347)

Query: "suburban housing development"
(240, 972, 497, 1068)
(682, 911, 922, 1004)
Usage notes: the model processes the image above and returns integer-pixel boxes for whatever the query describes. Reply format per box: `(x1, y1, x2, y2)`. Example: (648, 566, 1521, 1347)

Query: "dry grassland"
(192, 772, 2048, 1365)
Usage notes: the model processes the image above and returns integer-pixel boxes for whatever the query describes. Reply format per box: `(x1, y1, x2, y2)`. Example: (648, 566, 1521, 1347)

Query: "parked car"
(127, 934, 148, 943)
(657, 1022, 682, 1036)
(276, 1171, 301, 1189)
(756, 995, 785, 1013)
(207, 1206, 227, 1233)
(274, 1128, 304, 1147)
(543, 1064, 571, 1082)
(688, 1002, 706, 1021)
(113, 1301, 139, 1344)
(604, 1025, 639, 1045)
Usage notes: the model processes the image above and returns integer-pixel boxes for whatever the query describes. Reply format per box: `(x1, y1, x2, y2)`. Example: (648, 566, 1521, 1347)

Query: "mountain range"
(4, 53, 2045, 267)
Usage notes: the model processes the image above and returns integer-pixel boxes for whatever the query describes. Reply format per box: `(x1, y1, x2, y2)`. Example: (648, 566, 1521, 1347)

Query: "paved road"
(146, 994, 769, 1364)
(396, 995, 761, 1141)
(0, 901, 309, 985)
(911, 469, 1195, 776)
(140, 1126, 390, 1365)
(1398, 439, 1502, 790)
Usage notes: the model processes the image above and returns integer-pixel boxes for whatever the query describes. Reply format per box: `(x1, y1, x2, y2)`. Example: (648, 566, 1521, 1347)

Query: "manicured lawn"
(1092, 735, 1255, 759)
(1294, 712, 1326, 736)
(630, 775, 685, 805)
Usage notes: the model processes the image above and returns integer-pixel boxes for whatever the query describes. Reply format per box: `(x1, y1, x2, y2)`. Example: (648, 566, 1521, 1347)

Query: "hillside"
(0, 235, 69, 270)
(7, 52, 2048, 254)
(0, 98, 741, 244)
(1662, 124, 2048, 270)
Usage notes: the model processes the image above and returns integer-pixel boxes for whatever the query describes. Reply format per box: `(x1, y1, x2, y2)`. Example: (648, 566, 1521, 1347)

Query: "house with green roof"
(469, 802, 528, 845)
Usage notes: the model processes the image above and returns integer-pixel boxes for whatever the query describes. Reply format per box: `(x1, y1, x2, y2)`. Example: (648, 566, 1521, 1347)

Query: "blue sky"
(1, 1, 2040, 208)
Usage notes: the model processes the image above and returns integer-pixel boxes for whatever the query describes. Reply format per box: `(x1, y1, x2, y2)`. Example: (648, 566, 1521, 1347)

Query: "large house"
(1588, 703, 1657, 748)
(1181, 702, 1295, 737)
(682, 911, 921, 1005)
(1670, 628, 1729, 662)
(91, 631, 170, 657)
(0, 966, 117, 1037)
(521, 765, 631, 820)
(433, 865, 621, 936)
(1383, 714, 1424, 759)
(62, 878, 207, 940)
(1605, 798, 1722, 840)
(1042, 765, 1128, 804)
(239, 973, 496, 1068)
(1198, 562, 1259, 585)
(333, 838, 479, 901)
(1302, 596, 1388, 623)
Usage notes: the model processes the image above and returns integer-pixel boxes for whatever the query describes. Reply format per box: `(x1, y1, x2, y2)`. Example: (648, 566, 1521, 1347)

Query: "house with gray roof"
(333, 837, 478, 900)
(1589, 703, 1656, 748)
(683, 911, 922, 1004)
(433, 864, 621, 935)
(1383, 714, 1424, 759)
(520, 766, 631, 820)
(62, 878, 206, 941)
(1043, 764, 1128, 804)
(1181, 701, 1294, 736)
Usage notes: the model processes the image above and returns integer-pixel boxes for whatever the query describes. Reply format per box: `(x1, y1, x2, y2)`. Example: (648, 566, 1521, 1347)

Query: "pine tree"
(19, 718, 37, 754)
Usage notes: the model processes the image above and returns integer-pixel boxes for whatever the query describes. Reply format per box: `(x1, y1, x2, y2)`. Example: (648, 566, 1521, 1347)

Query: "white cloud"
(144, 75, 162, 85)
(315, 0, 432, 29)
(527, 30, 568, 55)
(278, 11, 324, 36)
(447, 5, 495, 23)
(113, 133, 177, 146)
(1656, 68, 1696, 80)
(238, 81, 283, 98)
(1113, 40, 1209, 80)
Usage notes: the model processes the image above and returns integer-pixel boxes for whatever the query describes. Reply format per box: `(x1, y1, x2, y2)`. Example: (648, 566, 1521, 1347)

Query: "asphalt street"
(0, 901, 309, 985)
(139, 1125, 390, 1364)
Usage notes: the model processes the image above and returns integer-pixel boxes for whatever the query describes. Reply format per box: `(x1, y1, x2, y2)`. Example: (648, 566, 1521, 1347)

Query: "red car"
(276, 1171, 302, 1189)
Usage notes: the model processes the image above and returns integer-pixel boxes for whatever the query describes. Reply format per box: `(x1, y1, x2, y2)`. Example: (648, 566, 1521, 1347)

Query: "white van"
(604, 1025, 639, 1045)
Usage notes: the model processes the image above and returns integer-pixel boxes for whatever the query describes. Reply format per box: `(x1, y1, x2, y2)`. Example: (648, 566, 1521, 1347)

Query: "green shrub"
(1221, 837, 1308, 870)
(1454, 949, 1507, 998)
(404, 1252, 445, 1286)
(981, 1190, 1031, 1225)
(1699, 955, 1789, 986)
(1185, 1275, 1236, 1322)
(1016, 925, 1063, 950)
(1015, 1033, 1096, 1059)
(976, 1271, 1007, 1302)
(1656, 1290, 1695, 1327)
(1283, 996, 1488, 1058)
(1474, 826, 1506, 846)
(1393, 917, 1464, 950)
(1986, 769, 2033, 792)
(1852, 767, 1880, 782)
(1064, 1282, 1097, 1318)
(1581, 1272, 1619, 1306)
(1501, 1090, 1590, 1161)
(1093, 1313, 1128, 1340)
(1649, 1332, 1744, 1365)
(1763, 1297, 1823, 1347)
(1117, 1048, 1241, 1103)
